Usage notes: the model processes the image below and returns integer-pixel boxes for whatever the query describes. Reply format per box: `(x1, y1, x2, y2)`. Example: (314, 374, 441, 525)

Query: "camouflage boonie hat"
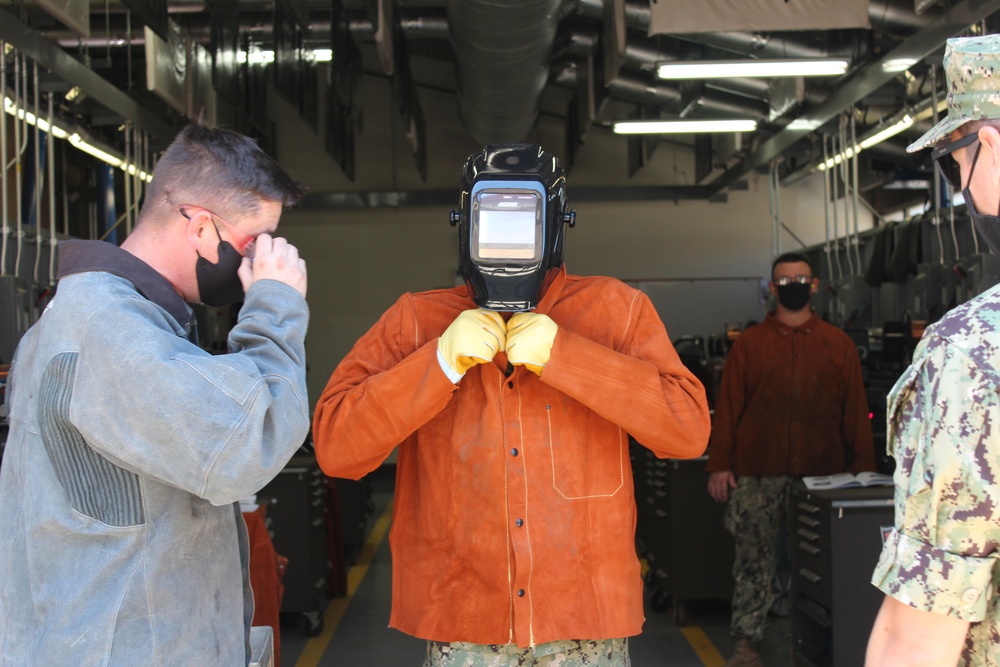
(907, 35, 1000, 152)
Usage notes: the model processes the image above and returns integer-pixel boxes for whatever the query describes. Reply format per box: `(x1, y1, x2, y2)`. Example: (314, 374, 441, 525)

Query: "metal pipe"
(1, 39, 7, 277)
(60, 140, 68, 237)
(47, 92, 55, 286)
(822, 135, 833, 280)
(768, 161, 777, 258)
(829, 134, 843, 280)
(930, 64, 944, 264)
(32, 60, 41, 284)
(124, 122, 132, 236)
(850, 112, 862, 271)
(445, 0, 562, 144)
(838, 118, 854, 276)
(13, 53, 22, 279)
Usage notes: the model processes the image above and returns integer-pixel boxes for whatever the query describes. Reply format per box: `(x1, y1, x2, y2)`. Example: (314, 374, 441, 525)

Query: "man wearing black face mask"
(706, 252, 875, 667)
(0, 124, 310, 666)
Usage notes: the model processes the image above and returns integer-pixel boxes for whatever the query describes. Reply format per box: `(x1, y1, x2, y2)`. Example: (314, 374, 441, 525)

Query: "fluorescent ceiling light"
(859, 114, 914, 149)
(2, 96, 151, 182)
(69, 133, 123, 168)
(817, 113, 914, 171)
(657, 59, 849, 80)
(613, 119, 758, 134)
(787, 118, 823, 132)
(237, 48, 332, 64)
(882, 58, 918, 73)
(4, 96, 69, 139)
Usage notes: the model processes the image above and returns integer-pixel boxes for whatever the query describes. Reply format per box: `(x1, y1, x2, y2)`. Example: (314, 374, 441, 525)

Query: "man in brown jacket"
(707, 252, 876, 667)
(313, 144, 711, 666)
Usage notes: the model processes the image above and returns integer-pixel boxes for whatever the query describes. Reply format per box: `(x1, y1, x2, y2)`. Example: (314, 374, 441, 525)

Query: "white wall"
(267, 74, 874, 408)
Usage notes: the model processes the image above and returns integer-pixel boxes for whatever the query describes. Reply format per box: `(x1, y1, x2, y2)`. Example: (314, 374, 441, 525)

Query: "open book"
(802, 471, 893, 491)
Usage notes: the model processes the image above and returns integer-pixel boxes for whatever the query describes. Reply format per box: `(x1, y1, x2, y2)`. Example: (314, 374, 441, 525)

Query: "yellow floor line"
(294, 498, 395, 667)
(680, 624, 726, 667)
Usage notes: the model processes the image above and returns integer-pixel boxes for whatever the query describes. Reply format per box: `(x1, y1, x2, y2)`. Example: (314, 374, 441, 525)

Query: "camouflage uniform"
(871, 283, 1000, 667)
(723, 475, 793, 642)
(423, 638, 629, 666)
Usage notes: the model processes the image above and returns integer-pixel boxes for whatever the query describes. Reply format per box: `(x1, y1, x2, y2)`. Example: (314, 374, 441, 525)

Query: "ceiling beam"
(0, 7, 175, 144)
(707, 0, 1000, 195)
(300, 184, 720, 209)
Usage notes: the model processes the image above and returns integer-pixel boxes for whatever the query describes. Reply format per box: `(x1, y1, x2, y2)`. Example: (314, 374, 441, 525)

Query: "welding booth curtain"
(648, 0, 870, 35)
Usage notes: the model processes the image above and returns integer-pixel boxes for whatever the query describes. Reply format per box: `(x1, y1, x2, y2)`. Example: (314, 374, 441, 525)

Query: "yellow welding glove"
(506, 312, 558, 377)
(438, 308, 507, 376)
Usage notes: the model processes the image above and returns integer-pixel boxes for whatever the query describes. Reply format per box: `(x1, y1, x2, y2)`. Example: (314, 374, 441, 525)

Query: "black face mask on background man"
(775, 282, 811, 311)
(195, 223, 245, 307)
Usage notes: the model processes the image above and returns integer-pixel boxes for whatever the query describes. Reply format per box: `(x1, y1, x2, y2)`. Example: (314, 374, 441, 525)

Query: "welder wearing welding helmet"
(313, 143, 709, 665)
(452, 143, 575, 312)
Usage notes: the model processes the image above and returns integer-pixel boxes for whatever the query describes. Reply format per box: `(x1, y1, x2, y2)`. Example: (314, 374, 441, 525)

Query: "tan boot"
(724, 637, 763, 667)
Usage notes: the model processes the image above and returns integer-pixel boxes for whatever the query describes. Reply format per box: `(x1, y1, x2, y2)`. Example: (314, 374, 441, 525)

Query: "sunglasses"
(931, 132, 980, 190)
(179, 205, 256, 257)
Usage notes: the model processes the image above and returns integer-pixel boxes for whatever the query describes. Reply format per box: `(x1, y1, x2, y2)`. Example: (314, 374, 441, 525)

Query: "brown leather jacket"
(313, 266, 710, 647)
(706, 311, 876, 476)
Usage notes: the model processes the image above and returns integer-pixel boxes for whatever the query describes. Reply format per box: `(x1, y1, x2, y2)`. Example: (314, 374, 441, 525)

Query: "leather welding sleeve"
(539, 289, 711, 460)
(312, 293, 459, 480)
(703, 337, 747, 473)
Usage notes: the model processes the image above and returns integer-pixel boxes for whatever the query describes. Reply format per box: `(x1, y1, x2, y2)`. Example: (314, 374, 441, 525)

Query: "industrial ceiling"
(1, 0, 999, 215)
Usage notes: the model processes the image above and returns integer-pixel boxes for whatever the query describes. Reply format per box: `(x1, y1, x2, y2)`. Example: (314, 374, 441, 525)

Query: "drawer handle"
(799, 568, 822, 584)
(797, 502, 821, 514)
(798, 516, 820, 528)
(798, 541, 820, 555)
(797, 528, 819, 542)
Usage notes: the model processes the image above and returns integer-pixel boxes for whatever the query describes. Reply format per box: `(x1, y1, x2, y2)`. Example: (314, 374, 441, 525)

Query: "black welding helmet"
(450, 144, 575, 311)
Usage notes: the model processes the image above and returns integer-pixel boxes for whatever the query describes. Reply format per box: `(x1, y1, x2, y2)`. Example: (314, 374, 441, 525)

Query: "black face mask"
(775, 283, 811, 311)
(195, 223, 245, 307)
(961, 143, 1000, 257)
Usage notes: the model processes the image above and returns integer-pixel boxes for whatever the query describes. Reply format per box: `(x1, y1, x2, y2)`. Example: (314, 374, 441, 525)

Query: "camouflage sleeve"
(871, 336, 1000, 622)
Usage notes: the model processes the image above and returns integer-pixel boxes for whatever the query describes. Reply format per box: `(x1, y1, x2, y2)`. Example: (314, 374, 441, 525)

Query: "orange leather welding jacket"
(313, 267, 710, 647)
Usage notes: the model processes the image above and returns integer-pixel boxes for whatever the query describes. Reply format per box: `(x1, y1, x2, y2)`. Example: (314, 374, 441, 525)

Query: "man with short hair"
(0, 123, 311, 665)
(867, 35, 1000, 667)
(707, 252, 875, 667)
(313, 143, 711, 666)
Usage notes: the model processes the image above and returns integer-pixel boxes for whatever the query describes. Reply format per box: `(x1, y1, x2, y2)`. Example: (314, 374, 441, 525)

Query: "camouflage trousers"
(723, 474, 793, 643)
(423, 638, 630, 666)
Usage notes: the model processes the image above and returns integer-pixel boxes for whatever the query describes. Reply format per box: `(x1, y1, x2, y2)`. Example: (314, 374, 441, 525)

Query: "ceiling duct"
(445, 0, 563, 144)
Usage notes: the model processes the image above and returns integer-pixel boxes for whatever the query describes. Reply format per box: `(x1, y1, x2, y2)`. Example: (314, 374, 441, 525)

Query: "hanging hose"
(13, 53, 22, 279)
(47, 92, 56, 287)
(850, 112, 862, 272)
(839, 117, 855, 276)
(32, 60, 41, 285)
(929, 64, 945, 265)
(821, 135, 833, 280)
(1, 40, 8, 277)
(829, 134, 844, 280)
(768, 161, 781, 258)
(124, 122, 132, 237)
